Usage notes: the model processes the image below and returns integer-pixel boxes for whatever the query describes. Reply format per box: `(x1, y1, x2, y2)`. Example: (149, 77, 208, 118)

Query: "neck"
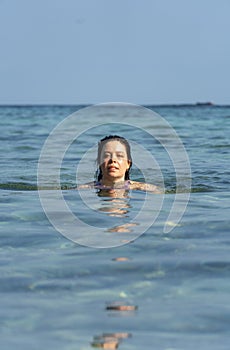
(100, 178, 127, 188)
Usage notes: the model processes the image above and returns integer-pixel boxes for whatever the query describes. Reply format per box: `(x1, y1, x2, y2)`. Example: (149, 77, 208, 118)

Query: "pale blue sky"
(0, 0, 229, 105)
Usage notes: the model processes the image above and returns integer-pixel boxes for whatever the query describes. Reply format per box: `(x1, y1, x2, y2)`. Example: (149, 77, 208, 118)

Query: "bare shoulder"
(129, 181, 163, 194)
(77, 182, 95, 189)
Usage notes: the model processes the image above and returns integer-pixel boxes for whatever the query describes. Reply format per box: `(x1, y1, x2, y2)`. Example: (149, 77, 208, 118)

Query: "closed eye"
(116, 153, 125, 158)
(103, 152, 111, 158)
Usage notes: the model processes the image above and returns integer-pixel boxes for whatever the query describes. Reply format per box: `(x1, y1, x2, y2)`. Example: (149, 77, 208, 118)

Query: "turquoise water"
(0, 105, 230, 349)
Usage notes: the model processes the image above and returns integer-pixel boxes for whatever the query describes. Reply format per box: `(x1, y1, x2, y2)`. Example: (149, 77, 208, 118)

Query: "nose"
(109, 153, 117, 162)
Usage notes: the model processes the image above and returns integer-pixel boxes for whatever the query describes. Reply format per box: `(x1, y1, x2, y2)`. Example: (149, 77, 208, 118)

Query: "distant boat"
(196, 101, 214, 106)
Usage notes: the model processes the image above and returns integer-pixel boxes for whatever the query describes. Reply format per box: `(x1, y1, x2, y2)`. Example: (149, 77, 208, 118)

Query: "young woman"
(78, 135, 162, 194)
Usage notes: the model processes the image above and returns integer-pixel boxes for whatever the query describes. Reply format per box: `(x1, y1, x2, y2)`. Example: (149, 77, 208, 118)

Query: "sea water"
(0, 104, 230, 349)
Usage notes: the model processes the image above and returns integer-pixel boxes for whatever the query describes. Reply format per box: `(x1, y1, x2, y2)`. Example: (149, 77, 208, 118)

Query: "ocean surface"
(0, 104, 229, 349)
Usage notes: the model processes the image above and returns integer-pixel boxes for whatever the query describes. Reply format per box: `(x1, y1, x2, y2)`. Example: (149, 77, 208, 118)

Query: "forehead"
(102, 140, 127, 153)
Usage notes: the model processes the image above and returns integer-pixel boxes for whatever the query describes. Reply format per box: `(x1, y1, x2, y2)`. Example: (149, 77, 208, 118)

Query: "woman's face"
(99, 140, 131, 183)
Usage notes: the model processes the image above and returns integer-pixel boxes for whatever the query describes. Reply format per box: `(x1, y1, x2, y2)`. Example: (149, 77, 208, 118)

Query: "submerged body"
(78, 179, 162, 194)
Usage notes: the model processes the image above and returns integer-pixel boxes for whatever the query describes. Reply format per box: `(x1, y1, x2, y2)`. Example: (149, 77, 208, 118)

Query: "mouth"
(108, 166, 118, 171)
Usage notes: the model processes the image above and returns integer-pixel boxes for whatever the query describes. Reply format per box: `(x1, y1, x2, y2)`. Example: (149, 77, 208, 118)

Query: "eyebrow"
(103, 151, 125, 154)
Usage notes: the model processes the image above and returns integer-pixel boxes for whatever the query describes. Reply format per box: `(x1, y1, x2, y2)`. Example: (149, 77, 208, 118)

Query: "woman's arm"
(129, 181, 163, 194)
(77, 182, 95, 189)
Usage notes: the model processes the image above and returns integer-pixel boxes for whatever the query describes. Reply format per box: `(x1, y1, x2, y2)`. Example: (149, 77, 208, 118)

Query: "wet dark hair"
(96, 135, 132, 182)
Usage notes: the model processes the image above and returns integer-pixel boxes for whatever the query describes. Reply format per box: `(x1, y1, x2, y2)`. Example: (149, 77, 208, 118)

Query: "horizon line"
(0, 101, 229, 107)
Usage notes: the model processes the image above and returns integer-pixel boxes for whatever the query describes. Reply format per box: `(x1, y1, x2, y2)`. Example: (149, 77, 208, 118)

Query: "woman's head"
(97, 135, 132, 182)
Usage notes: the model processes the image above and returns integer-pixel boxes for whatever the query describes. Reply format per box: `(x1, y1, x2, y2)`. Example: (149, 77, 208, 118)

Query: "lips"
(108, 166, 118, 171)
